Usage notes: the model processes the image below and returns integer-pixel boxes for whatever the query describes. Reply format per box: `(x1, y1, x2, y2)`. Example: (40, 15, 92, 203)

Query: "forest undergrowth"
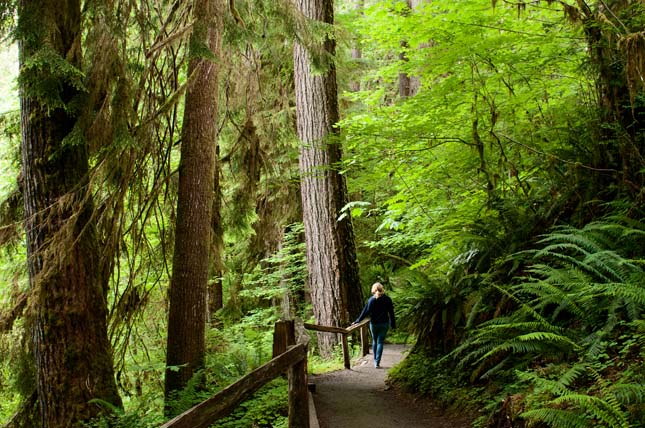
(2, 1, 645, 428)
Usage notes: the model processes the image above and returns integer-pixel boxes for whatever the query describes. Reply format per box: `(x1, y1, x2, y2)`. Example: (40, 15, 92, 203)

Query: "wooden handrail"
(160, 321, 310, 428)
(303, 323, 347, 335)
(160, 317, 369, 427)
(347, 318, 370, 333)
(303, 318, 369, 335)
(304, 318, 370, 369)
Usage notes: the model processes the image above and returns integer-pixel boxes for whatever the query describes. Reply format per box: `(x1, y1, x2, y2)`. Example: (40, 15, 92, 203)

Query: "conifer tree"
(164, 0, 223, 410)
(16, 0, 122, 425)
(293, 0, 364, 356)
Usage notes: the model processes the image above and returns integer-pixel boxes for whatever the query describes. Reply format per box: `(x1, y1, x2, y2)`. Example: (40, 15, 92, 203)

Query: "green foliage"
(451, 219, 645, 427)
(0, 327, 26, 421)
(2, 0, 645, 426)
(211, 378, 288, 428)
(206, 309, 279, 385)
(0, 4, 15, 42)
(83, 307, 288, 427)
(335, 3, 645, 426)
(84, 394, 165, 428)
(388, 347, 483, 411)
(394, 269, 475, 352)
(19, 45, 86, 112)
(222, 223, 307, 322)
(0, 43, 18, 114)
(239, 223, 307, 304)
(518, 365, 642, 428)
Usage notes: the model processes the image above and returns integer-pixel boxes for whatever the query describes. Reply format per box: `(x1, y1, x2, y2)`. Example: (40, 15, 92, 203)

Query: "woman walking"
(352, 282, 396, 368)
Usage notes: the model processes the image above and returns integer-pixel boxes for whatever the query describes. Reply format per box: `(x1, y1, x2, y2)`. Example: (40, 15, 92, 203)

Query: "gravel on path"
(310, 344, 475, 428)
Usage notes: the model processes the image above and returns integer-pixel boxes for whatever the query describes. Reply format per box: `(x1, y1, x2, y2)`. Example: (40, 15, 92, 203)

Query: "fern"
(611, 383, 645, 406)
(452, 220, 645, 427)
(519, 365, 635, 428)
(522, 408, 591, 428)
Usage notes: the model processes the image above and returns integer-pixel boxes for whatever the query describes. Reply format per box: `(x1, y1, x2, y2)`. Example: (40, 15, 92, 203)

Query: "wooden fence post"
(361, 324, 370, 356)
(341, 334, 350, 369)
(273, 320, 295, 357)
(288, 352, 309, 427)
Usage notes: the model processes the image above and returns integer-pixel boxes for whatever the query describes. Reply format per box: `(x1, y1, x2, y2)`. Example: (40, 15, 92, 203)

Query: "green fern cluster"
(518, 364, 643, 428)
(454, 219, 645, 427)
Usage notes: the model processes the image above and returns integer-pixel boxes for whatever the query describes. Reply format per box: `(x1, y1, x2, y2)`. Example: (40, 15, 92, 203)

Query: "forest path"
(310, 344, 474, 428)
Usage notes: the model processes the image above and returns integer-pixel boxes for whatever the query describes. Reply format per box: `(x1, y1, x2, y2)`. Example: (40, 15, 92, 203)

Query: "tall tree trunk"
(165, 0, 222, 411)
(350, 0, 364, 92)
(17, 0, 122, 426)
(209, 144, 224, 323)
(293, 0, 364, 357)
(399, 0, 423, 97)
(398, 40, 412, 98)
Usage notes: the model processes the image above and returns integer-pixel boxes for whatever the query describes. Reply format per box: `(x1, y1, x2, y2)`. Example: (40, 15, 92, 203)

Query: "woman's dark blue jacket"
(354, 294, 395, 329)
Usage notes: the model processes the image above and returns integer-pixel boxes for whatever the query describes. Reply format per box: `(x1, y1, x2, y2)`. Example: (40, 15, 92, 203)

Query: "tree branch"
(0, 292, 28, 333)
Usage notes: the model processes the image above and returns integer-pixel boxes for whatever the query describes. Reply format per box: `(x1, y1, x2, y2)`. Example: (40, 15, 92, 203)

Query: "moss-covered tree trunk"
(293, 0, 364, 357)
(17, 0, 122, 426)
(572, 0, 645, 193)
(164, 0, 222, 411)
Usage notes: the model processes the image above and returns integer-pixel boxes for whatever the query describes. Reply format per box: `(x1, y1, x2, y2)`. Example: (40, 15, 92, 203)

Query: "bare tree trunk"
(293, 0, 364, 357)
(17, 1, 122, 426)
(165, 0, 222, 411)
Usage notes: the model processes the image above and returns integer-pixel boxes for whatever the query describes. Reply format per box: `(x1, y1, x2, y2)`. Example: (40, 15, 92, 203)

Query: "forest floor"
(310, 344, 476, 428)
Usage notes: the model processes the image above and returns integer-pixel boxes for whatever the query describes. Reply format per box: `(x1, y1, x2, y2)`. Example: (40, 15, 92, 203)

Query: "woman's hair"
(371, 282, 385, 298)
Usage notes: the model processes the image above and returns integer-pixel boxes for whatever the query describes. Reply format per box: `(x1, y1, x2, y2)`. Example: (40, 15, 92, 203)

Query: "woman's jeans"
(370, 322, 389, 366)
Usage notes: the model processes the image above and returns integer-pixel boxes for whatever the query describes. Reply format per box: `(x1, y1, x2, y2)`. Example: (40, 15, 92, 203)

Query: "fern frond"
(582, 331, 610, 360)
(585, 218, 645, 241)
(539, 225, 601, 247)
(522, 407, 591, 428)
(553, 393, 630, 428)
(516, 368, 582, 397)
(558, 363, 588, 389)
(493, 284, 553, 327)
(538, 230, 602, 255)
(514, 278, 585, 320)
(611, 383, 645, 406)
(583, 251, 637, 283)
(534, 248, 601, 276)
(465, 295, 483, 329)
(478, 332, 576, 364)
(587, 366, 632, 428)
(593, 283, 645, 308)
(483, 320, 564, 334)
(478, 355, 514, 380)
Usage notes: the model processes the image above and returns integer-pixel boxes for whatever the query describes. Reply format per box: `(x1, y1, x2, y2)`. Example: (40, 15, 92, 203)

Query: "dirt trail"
(310, 344, 474, 428)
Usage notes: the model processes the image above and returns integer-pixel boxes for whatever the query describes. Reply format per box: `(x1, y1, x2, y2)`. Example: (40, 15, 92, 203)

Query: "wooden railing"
(304, 318, 370, 369)
(159, 318, 370, 428)
(160, 320, 310, 428)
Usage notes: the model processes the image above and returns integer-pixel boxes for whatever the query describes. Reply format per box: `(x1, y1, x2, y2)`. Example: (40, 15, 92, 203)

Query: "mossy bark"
(17, 0, 122, 426)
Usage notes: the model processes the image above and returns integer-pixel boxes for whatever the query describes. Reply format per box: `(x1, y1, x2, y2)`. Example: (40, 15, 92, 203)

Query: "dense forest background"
(1, 0, 644, 427)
